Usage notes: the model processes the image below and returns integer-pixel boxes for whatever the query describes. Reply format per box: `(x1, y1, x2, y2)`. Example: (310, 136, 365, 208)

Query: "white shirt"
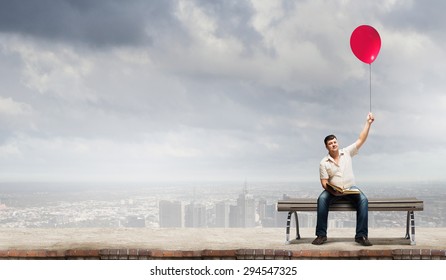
(319, 143, 358, 188)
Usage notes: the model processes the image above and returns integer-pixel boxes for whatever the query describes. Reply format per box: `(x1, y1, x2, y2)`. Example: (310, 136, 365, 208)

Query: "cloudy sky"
(0, 0, 445, 184)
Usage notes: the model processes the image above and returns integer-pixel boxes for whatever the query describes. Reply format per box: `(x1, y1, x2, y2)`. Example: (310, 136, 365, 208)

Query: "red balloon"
(350, 25, 381, 64)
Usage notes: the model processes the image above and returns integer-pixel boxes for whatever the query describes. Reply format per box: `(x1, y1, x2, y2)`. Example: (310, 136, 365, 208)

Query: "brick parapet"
(0, 248, 444, 260)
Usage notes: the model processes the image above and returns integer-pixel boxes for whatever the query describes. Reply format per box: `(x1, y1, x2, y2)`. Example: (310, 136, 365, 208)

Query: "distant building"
(258, 199, 267, 221)
(229, 186, 256, 228)
(215, 201, 229, 228)
(184, 202, 207, 228)
(159, 200, 183, 228)
(259, 201, 278, 227)
(125, 215, 146, 228)
(229, 205, 239, 228)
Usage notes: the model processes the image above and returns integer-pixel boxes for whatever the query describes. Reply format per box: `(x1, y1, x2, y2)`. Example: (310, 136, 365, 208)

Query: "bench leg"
(285, 211, 301, 244)
(405, 211, 416, 245)
(294, 211, 300, 240)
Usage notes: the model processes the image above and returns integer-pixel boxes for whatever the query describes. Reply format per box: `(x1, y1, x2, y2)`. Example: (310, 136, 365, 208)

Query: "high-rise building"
(259, 201, 280, 227)
(184, 202, 207, 228)
(229, 186, 256, 228)
(229, 204, 239, 228)
(215, 201, 229, 228)
(258, 199, 267, 221)
(158, 200, 183, 228)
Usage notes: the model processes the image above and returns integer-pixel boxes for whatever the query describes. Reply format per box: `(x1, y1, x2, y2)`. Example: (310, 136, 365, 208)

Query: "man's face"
(325, 138, 338, 154)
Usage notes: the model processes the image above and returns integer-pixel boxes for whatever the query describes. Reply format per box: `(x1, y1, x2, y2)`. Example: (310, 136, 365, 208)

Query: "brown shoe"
(355, 236, 373, 246)
(312, 236, 327, 245)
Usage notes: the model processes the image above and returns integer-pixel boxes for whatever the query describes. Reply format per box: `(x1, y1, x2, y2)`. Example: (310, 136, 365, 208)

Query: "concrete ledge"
(1, 248, 445, 260)
(1, 228, 445, 259)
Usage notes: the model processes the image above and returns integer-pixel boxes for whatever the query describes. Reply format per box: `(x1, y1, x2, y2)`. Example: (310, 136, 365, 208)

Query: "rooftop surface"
(0, 227, 445, 259)
(1, 227, 444, 250)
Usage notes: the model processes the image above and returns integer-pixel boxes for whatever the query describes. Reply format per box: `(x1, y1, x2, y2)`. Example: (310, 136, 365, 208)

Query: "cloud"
(0, 0, 175, 47)
(0, 96, 32, 116)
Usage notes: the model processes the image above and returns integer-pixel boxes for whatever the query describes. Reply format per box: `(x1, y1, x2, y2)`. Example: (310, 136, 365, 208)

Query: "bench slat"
(277, 197, 424, 212)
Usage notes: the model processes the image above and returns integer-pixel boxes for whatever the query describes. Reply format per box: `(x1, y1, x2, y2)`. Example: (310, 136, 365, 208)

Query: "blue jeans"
(315, 187, 368, 238)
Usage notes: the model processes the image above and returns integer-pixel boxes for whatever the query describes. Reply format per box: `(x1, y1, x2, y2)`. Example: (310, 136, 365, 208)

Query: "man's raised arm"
(355, 112, 375, 150)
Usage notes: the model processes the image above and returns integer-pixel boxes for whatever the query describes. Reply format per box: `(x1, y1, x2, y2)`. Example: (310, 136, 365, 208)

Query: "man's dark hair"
(324, 134, 337, 146)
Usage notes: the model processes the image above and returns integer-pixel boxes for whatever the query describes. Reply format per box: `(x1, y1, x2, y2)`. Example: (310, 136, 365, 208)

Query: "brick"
(173, 250, 184, 258)
(0, 250, 9, 258)
(318, 250, 330, 258)
(128, 249, 138, 256)
(319, 250, 339, 258)
(200, 250, 237, 260)
(46, 250, 65, 259)
(8, 250, 24, 258)
(375, 250, 393, 260)
(392, 249, 402, 260)
(99, 249, 109, 255)
(118, 249, 128, 260)
(128, 249, 138, 260)
(244, 249, 254, 260)
(411, 249, 421, 260)
(328, 250, 340, 258)
(138, 249, 150, 256)
(180, 250, 202, 259)
(218, 250, 237, 259)
(87, 250, 100, 257)
(161, 250, 176, 258)
(108, 249, 119, 260)
(361, 250, 391, 260)
(274, 250, 286, 260)
(201, 249, 212, 259)
(99, 249, 109, 260)
(401, 249, 412, 260)
(88, 252, 99, 259)
(300, 250, 313, 259)
(336, 250, 359, 259)
(420, 249, 431, 255)
(274, 249, 288, 260)
(148, 250, 163, 258)
(421, 249, 431, 260)
(291, 250, 302, 258)
(236, 249, 246, 260)
(25, 250, 40, 258)
(26, 250, 48, 258)
(254, 249, 265, 260)
(431, 250, 446, 260)
(11, 250, 25, 258)
(359, 249, 382, 258)
(338, 250, 351, 258)
(65, 249, 99, 259)
(431, 249, 445, 256)
(264, 249, 275, 260)
(310, 250, 321, 259)
(202, 249, 216, 257)
(136, 249, 150, 260)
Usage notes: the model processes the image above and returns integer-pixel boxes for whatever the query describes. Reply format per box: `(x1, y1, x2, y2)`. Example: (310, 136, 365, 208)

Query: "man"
(312, 112, 375, 246)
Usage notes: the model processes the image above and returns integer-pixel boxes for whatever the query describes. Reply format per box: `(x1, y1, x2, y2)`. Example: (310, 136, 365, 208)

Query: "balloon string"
(369, 63, 372, 112)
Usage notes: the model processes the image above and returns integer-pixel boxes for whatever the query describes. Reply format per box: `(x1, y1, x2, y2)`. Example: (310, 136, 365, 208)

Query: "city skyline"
(0, 181, 444, 229)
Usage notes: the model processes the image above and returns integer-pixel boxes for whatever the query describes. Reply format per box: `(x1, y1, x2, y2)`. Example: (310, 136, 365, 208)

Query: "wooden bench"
(277, 197, 424, 245)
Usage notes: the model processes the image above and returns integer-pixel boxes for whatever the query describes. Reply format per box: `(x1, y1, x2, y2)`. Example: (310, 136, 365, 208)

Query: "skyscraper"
(184, 202, 207, 228)
(158, 200, 183, 228)
(229, 185, 256, 228)
(215, 201, 229, 228)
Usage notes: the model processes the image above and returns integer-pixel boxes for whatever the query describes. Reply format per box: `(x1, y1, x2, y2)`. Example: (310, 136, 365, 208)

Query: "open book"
(326, 182, 360, 195)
